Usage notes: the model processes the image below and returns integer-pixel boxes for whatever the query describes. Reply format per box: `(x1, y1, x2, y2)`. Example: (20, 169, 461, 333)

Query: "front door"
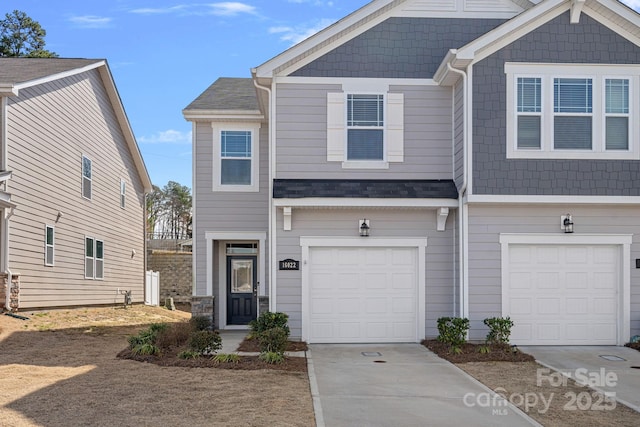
(227, 256, 257, 325)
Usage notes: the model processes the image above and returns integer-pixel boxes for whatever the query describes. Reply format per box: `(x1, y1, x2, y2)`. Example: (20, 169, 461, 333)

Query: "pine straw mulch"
(422, 339, 535, 363)
(237, 337, 308, 353)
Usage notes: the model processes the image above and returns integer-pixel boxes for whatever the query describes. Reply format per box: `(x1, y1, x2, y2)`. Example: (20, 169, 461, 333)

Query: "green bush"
(189, 330, 222, 355)
(131, 342, 160, 356)
(258, 327, 288, 354)
(259, 351, 285, 364)
(155, 322, 192, 349)
(484, 317, 514, 345)
(249, 312, 290, 337)
(127, 323, 168, 348)
(436, 317, 469, 347)
(178, 350, 201, 359)
(189, 315, 212, 331)
(213, 353, 241, 364)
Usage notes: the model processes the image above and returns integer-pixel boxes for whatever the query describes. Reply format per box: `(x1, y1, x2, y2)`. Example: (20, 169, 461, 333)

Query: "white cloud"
(68, 15, 112, 28)
(287, 0, 335, 5)
(129, 3, 256, 17)
(621, 0, 640, 11)
(138, 130, 192, 144)
(208, 2, 257, 16)
(130, 5, 189, 14)
(270, 18, 335, 45)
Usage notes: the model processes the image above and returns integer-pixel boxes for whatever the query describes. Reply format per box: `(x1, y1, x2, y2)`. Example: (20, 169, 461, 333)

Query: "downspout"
(446, 63, 470, 319)
(251, 72, 274, 313)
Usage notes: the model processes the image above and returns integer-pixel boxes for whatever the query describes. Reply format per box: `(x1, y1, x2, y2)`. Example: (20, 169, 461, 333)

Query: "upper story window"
(212, 124, 260, 192)
(327, 84, 404, 169)
(506, 63, 640, 160)
(120, 179, 126, 209)
(82, 155, 92, 199)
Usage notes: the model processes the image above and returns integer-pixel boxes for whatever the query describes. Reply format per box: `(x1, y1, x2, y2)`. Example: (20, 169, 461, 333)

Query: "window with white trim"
(85, 237, 104, 279)
(82, 155, 92, 199)
(45, 225, 54, 266)
(327, 86, 404, 168)
(120, 179, 126, 209)
(506, 63, 639, 160)
(212, 124, 260, 192)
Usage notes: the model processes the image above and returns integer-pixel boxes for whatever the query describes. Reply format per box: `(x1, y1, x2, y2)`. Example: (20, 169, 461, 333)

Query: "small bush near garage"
(249, 311, 290, 337)
(258, 327, 289, 354)
(484, 317, 514, 345)
(436, 317, 469, 349)
(189, 330, 222, 355)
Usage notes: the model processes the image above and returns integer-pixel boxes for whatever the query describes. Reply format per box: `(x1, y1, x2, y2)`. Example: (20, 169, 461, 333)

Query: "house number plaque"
(279, 259, 300, 270)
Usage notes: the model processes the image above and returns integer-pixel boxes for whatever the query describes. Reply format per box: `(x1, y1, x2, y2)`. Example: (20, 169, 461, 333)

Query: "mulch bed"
(237, 337, 308, 353)
(422, 339, 535, 363)
(117, 347, 307, 372)
(625, 342, 640, 351)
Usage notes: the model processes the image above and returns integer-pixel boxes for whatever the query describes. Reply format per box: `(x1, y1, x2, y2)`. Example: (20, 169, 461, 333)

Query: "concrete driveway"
(521, 346, 640, 412)
(308, 344, 539, 427)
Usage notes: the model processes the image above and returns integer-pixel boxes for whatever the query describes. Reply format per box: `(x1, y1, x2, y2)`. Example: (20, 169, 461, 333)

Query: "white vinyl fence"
(145, 270, 160, 306)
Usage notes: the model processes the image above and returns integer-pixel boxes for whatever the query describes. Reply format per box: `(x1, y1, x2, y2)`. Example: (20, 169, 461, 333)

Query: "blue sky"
(2, 0, 639, 189)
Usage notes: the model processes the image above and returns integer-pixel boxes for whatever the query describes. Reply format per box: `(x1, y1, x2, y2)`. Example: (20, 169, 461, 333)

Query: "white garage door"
(308, 246, 418, 343)
(505, 244, 619, 345)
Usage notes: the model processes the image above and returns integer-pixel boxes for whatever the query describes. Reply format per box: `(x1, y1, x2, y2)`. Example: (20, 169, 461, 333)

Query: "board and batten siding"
(193, 121, 269, 297)
(275, 208, 455, 339)
(6, 69, 146, 308)
(275, 82, 453, 180)
(467, 204, 640, 340)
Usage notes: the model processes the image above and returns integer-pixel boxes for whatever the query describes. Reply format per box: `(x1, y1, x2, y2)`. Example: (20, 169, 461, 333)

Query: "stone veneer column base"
(0, 273, 20, 312)
(191, 296, 215, 328)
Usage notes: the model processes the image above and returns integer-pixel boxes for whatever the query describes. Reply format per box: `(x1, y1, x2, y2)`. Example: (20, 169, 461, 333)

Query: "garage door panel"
(309, 246, 418, 343)
(506, 244, 618, 345)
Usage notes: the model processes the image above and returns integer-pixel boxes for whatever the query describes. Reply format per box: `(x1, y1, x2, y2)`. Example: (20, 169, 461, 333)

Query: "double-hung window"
(85, 237, 104, 279)
(212, 124, 260, 192)
(347, 94, 384, 161)
(506, 63, 638, 159)
(45, 225, 54, 266)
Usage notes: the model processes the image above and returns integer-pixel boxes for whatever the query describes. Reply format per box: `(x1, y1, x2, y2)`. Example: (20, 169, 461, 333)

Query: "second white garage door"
(505, 244, 619, 345)
(308, 246, 418, 343)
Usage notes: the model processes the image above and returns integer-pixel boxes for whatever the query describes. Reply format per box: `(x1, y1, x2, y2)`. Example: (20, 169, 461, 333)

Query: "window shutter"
(327, 92, 345, 161)
(386, 93, 404, 162)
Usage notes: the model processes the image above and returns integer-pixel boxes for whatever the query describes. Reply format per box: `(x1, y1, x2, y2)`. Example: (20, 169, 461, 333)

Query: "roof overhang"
(273, 198, 459, 209)
(182, 109, 263, 122)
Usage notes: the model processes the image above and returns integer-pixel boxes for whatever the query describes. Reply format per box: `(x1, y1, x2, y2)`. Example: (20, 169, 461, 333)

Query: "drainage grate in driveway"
(361, 352, 382, 357)
(600, 355, 626, 362)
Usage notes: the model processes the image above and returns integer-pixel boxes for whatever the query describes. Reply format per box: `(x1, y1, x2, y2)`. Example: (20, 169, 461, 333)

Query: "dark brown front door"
(227, 256, 257, 325)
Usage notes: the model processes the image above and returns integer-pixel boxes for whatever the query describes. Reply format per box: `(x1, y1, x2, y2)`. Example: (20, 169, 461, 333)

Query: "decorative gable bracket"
(436, 207, 449, 232)
(570, 0, 586, 24)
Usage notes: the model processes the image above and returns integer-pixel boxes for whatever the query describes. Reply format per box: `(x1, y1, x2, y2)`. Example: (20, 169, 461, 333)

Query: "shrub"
(484, 317, 514, 345)
(259, 351, 285, 364)
(189, 315, 212, 331)
(249, 312, 290, 337)
(436, 317, 469, 347)
(178, 350, 201, 359)
(155, 322, 192, 349)
(131, 342, 160, 356)
(189, 330, 222, 355)
(478, 345, 491, 354)
(258, 327, 288, 354)
(213, 353, 241, 364)
(127, 323, 168, 349)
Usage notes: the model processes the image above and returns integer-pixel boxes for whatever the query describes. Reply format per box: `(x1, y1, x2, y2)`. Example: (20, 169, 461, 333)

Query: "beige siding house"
(0, 58, 152, 311)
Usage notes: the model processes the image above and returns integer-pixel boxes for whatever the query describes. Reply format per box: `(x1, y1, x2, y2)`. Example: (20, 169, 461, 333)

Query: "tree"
(0, 10, 57, 57)
(146, 185, 164, 237)
(162, 181, 192, 239)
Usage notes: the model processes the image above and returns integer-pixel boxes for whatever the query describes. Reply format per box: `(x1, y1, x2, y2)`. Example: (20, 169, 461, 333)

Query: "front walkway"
(309, 343, 539, 427)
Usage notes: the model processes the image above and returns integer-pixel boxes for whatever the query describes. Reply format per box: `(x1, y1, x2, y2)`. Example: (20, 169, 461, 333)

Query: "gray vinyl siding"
(453, 80, 464, 189)
(192, 121, 269, 297)
(466, 204, 640, 340)
(472, 11, 640, 196)
(6, 69, 146, 308)
(275, 83, 453, 179)
(275, 208, 455, 340)
(290, 17, 506, 78)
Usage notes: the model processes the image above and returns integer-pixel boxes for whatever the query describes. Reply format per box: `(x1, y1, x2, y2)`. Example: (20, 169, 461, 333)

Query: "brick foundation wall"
(147, 252, 192, 303)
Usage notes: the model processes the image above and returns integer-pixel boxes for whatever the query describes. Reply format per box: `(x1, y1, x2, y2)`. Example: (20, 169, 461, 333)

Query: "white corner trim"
(499, 232, 632, 346)
(436, 207, 449, 231)
(299, 236, 427, 343)
(283, 207, 292, 231)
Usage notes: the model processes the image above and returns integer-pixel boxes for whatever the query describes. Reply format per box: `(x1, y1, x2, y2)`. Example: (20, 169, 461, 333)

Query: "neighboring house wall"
(290, 17, 506, 78)
(275, 208, 455, 339)
(6, 68, 146, 308)
(192, 121, 269, 297)
(472, 11, 640, 195)
(275, 83, 453, 179)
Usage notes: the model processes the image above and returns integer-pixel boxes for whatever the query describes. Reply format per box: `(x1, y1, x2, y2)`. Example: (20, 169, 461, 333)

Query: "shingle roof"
(273, 179, 459, 199)
(0, 58, 101, 85)
(184, 77, 259, 111)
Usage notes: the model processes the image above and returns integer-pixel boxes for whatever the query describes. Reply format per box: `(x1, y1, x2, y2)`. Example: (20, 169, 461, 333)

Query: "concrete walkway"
(521, 346, 640, 412)
(309, 344, 539, 427)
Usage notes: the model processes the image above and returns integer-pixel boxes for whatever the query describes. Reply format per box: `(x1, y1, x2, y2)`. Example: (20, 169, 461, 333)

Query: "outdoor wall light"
(562, 214, 574, 234)
(359, 219, 370, 237)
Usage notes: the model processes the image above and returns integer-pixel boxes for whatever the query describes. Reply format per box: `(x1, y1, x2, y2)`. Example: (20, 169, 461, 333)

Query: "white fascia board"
(0, 85, 18, 96)
(273, 198, 459, 208)
(182, 110, 263, 121)
(12, 60, 105, 94)
(97, 64, 153, 193)
(255, 0, 398, 78)
(468, 195, 640, 205)
(594, 0, 640, 30)
(583, 3, 640, 48)
(275, 76, 437, 86)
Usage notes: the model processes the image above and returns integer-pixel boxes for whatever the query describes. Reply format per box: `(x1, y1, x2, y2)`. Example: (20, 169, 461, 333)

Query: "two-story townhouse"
(0, 58, 152, 311)
(185, 0, 640, 346)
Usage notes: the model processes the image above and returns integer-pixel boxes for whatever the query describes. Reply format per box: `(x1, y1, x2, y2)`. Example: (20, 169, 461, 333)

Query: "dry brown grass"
(0, 306, 315, 427)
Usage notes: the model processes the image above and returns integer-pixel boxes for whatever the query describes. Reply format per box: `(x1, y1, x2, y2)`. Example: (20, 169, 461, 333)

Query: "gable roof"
(0, 58, 152, 192)
(183, 77, 263, 120)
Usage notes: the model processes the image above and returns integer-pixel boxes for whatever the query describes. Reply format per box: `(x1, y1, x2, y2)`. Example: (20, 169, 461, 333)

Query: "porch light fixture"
(359, 219, 370, 237)
(563, 214, 574, 234)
